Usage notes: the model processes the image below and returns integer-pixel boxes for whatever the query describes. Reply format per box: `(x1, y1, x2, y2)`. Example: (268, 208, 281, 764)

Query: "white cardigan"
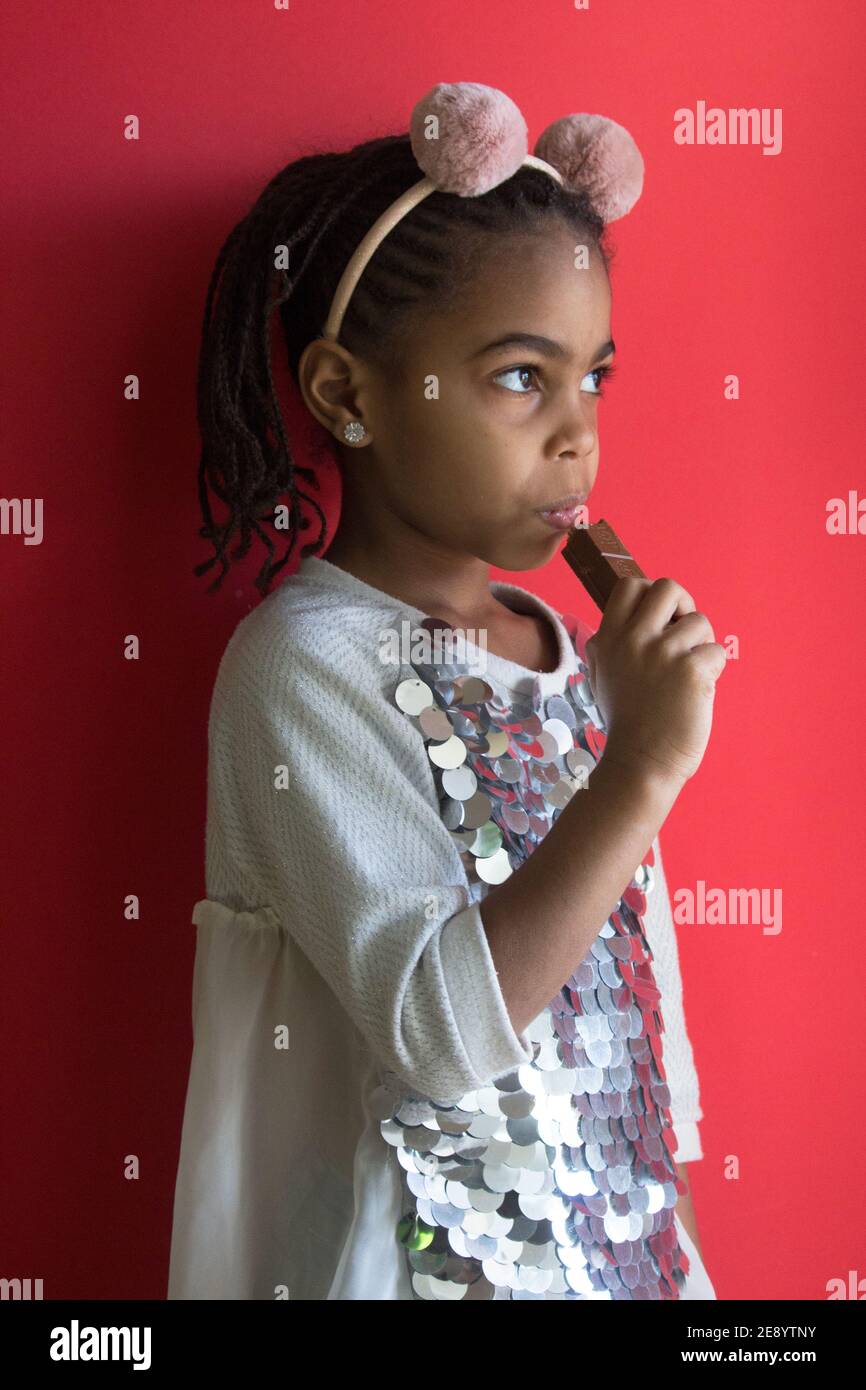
(167, 555, 705, 1300)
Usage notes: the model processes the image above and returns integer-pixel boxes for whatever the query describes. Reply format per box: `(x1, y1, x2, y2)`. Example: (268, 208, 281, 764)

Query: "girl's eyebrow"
(469, 333, 616, 362)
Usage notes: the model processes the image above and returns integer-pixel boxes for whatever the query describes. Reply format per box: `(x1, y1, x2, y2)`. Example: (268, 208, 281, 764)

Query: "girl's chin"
(494, 538, 564, 573)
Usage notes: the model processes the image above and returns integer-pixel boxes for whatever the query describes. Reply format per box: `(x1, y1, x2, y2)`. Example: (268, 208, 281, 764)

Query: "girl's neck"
(322, 540, 506, 630)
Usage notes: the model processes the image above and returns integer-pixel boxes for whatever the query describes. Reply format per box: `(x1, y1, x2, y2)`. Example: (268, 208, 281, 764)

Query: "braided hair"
(194, 133, 613, 597)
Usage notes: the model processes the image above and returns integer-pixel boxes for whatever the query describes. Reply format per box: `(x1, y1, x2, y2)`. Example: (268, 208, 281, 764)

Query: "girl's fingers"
(626, 577, 697, 632)
(659, 610, 716, 653)
(602, 575, 654, 627)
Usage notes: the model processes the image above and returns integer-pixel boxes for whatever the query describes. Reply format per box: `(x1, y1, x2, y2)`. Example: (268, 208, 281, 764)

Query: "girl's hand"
(583, 576, 728, 788)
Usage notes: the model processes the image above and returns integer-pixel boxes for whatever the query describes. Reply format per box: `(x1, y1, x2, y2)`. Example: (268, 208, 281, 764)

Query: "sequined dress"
(374, 613, 698, 1301)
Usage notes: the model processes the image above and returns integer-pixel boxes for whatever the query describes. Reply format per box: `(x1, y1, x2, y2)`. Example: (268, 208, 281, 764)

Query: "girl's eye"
(492, 362, 618, 396)
(492, 364, 541, 394)
(582, 363, 618, 396)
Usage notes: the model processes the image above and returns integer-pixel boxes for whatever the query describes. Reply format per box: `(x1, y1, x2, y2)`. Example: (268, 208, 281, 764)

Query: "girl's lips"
(537, 504, 582, 531)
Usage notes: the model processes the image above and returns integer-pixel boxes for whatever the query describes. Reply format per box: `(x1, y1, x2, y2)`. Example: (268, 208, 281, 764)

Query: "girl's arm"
(565, 613, 707, 1163)
(482, 760, 710, 1260)
(481, 753, 684, 1035)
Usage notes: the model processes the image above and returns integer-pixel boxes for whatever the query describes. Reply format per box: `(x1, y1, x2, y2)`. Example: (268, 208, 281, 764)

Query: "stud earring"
(342, 420, 367, 444)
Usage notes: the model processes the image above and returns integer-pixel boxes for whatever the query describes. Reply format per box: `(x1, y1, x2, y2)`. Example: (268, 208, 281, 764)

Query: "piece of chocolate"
(562, 518, 647, 610)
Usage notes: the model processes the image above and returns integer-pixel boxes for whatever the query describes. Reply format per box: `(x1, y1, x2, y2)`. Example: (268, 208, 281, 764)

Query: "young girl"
(167, 82, 727, 1302)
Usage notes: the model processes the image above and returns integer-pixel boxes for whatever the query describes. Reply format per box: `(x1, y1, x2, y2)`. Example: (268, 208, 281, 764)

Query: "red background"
(3, 0, 864, 1299)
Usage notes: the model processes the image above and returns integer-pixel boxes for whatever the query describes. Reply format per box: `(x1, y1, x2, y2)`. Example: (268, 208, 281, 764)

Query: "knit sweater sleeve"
(204, 608, 536, 1105)
(643, 834, 705, 1162)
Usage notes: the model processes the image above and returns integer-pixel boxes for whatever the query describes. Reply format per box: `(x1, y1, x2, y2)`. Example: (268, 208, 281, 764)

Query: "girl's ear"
(297, 337, 363, 440)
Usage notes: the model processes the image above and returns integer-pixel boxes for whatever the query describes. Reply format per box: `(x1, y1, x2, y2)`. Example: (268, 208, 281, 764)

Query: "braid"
(194, 134, 612, 597)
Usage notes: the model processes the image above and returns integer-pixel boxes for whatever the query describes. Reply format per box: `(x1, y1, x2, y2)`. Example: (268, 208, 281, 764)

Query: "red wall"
(2, 0, 864, 1299)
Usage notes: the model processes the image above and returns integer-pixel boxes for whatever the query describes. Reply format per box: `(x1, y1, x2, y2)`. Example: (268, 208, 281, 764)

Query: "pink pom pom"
(410, 82, 528, 196)
(534, 114, 644, 222)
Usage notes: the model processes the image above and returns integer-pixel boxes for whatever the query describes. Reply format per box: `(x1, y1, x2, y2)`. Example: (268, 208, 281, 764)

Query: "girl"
(167, 82, 727, 1301)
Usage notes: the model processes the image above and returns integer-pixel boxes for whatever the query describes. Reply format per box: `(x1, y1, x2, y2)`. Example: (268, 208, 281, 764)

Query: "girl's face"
(303, 218, 613, 581)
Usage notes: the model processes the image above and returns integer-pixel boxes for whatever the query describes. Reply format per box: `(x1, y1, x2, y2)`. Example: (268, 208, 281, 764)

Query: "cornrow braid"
(194, 133, 613, 597)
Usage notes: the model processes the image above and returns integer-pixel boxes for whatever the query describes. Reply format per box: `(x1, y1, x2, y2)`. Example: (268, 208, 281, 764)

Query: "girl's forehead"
(428, 255, 611, 350)
(456, 230, 607, 302)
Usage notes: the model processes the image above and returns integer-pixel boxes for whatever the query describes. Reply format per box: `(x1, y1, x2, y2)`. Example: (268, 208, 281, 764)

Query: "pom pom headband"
(322, 80, 644, 343)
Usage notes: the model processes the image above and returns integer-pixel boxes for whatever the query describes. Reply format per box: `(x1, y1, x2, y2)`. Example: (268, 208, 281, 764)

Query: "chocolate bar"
(562, 518, 646, 610)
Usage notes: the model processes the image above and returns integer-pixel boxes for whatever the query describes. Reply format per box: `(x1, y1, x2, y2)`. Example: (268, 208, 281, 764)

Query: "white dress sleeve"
(643, 834, 705, 1162)
(200, 617, 536, 1106)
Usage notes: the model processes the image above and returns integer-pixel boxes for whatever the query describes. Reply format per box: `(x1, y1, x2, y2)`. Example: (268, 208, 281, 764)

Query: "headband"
(322, 80, 644, 344)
